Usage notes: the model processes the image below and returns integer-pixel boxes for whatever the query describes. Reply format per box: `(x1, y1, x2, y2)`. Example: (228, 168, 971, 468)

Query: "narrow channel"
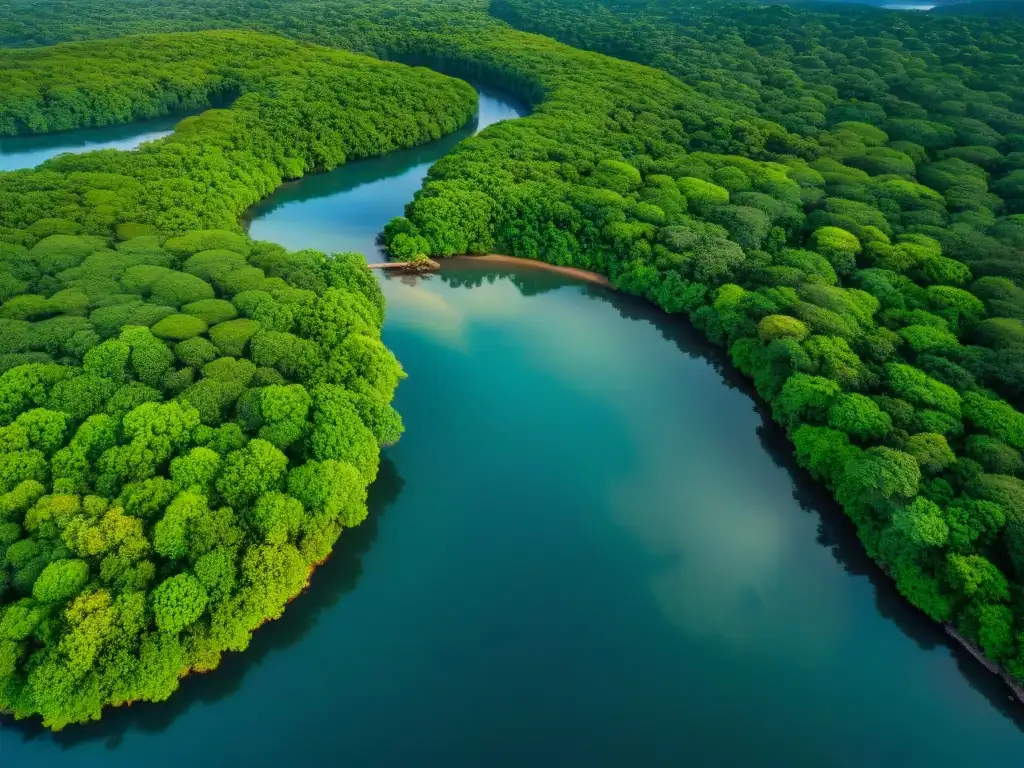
(245, 86, 527, 259)
(0, 113, 183, 172)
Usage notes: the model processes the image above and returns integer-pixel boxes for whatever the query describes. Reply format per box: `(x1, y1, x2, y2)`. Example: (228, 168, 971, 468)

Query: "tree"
(773, 373, 841, 429)
(32, 559, 90, 603)
(942, 498, 1005, 553)
(169, 447, 221, 492)
(886, 363, 962, 417)
(181, 299, 237, 325)
(257, 384, 311, 450)
(791, 425, 860, 487)
(215, 439, 288, 511)
(946, 553, 1010, 604)
(151, 314, 208, 341)
(810, 226, 861, 277)
(287, 459, 367, 530)
(248, 492, 304, 546)
(676, 177, 729, 214)
(83, 340, 131, 382)
(974, 603, 1016, 661)
(837, 447, 921, 518)
(827, 393, 893, 442)
(905, 433, 956, 475)
(151, 573, 209, 634)
(890, 497, 949, 550)
(964, 435, 1023, 475)
(310, 386, 380, 481)
(963, 392, 1024, 449)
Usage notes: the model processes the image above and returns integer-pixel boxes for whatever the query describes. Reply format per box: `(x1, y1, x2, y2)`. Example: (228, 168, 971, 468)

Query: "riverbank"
(448, 254, 611, 287)
(945, 624, 1024, 704)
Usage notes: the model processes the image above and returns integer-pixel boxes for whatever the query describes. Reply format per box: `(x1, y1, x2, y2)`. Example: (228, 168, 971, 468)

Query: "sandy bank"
(448, 254, 611, 287)
(367, 258, 440, 273)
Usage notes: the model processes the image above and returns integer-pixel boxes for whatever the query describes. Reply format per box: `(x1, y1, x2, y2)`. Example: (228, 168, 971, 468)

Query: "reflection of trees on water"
(246, 125, 476, 220)
(602, 286, 1024, 729)
(14, 457, 406, 749)
(437, 260, 597, 296)
(439, 262, 1024, 729)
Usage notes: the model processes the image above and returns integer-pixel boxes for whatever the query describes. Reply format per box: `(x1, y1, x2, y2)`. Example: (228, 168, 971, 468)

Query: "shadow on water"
(437, 261, 1024, 730)
(243, 118, 480, 224)
(242, 84, 529, 261)
(10, 456, 405, 749)
(0, 95, 234, 173)
(437, 259, 599, 297)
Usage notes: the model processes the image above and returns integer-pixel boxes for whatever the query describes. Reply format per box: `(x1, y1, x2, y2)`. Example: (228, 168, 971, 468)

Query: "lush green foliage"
(0, 29, 477, 235)
(5, 0, 1024, 711)
(0, 221, 406, 729)
(0, 29, 497, 729)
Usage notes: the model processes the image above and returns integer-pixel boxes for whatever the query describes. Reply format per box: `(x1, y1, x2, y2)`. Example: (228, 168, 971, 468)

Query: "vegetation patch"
(0, 227, 405, 730)
(0, 28, 488, 730)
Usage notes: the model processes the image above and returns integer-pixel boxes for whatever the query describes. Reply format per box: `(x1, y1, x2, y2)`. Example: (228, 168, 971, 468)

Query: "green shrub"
(164, 229, 249, 257)
(150, 272, 215, 307)
(30, 235, 106, 274)
(209, 318, 260, 357)
(175, 336, 219, 367)
(182, 298, 238, 325)
(151, 314, 209, 341)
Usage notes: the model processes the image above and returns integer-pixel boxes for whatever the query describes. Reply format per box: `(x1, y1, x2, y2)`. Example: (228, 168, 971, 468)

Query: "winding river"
(4, 87, 1024, 766)
(0, 114, 182, 172)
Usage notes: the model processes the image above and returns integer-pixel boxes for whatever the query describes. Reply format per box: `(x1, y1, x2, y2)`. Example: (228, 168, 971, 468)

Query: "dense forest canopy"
(0, 30, 477, 234)
(0, 29, 484, 729)
(4, 0, 1024, 722)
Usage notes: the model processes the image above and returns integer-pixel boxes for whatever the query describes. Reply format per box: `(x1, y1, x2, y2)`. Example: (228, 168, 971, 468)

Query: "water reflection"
(245, 125, 475, 223)
(602, 283, 1024, 728)
(8, 457, 405, 749)
(0, 114, 187, 172)
(245, 87, 529, 259)
(434, 261, 1024, 730)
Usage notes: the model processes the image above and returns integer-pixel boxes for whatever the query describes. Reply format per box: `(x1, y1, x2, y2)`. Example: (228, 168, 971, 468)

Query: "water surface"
(0, 115, 182, 172)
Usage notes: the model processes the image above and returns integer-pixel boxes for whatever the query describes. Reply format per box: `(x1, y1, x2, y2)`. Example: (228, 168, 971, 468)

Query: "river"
(0, 114, 182, 172)
(3, 86, 1024, 766)
(245, 89, 523, 259)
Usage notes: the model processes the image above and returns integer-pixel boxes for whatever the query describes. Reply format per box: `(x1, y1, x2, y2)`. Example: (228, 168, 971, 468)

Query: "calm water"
(245, 87, 527, 260)
(0, 114, 183, 172)
(4, 88, 1024, 766)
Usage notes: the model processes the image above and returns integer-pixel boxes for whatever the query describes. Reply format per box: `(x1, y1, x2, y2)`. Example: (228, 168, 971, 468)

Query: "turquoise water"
(0, 114, 183, 172)
(4, 88, 1024, 765)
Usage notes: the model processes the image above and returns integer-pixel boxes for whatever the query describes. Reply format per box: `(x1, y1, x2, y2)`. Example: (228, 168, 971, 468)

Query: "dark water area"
(0, 114, 184, 172)
(4, 87, 1024, 766)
